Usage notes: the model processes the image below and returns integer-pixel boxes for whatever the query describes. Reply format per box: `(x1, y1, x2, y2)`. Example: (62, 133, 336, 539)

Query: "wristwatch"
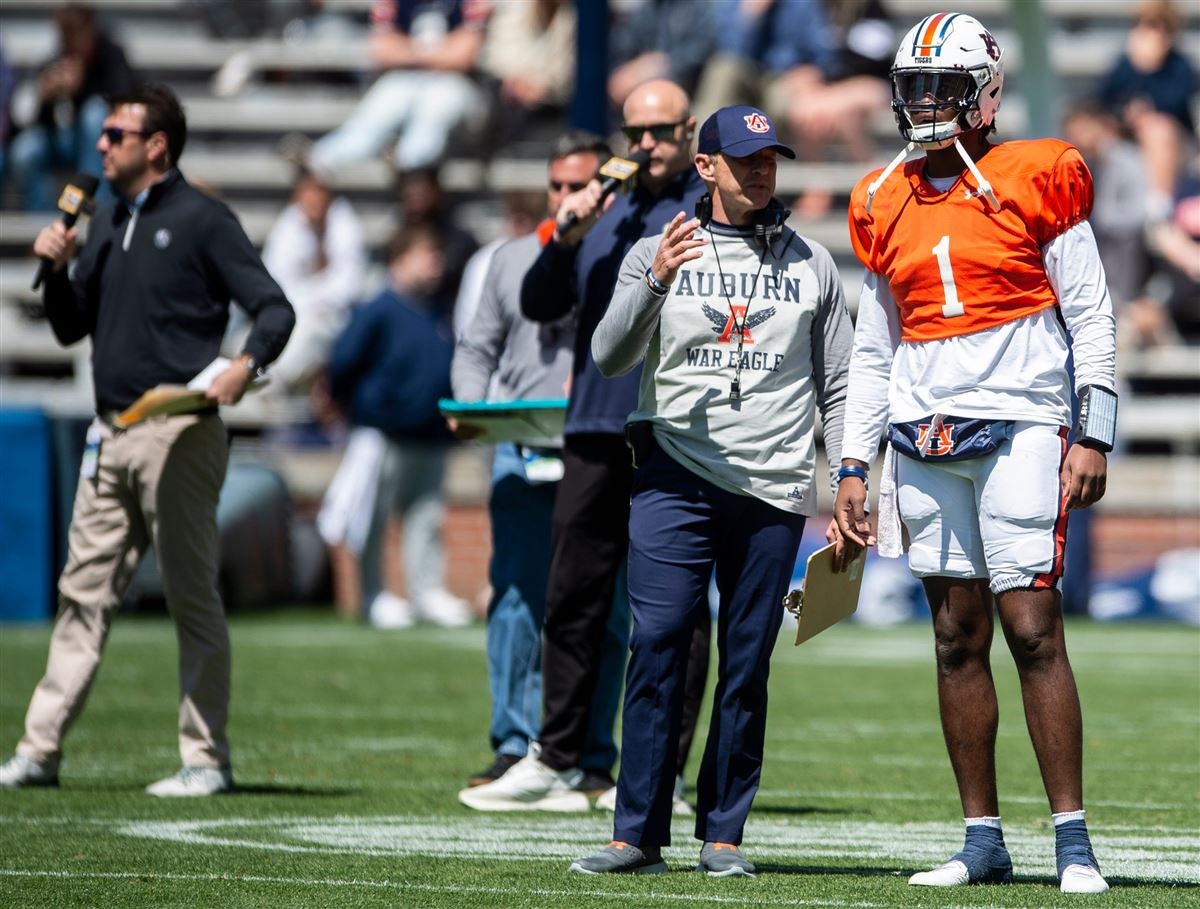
(237, 353, 263, 378)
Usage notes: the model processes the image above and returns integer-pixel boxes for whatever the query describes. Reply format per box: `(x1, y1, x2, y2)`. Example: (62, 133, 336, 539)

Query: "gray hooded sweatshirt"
(592, 219, 852, 516)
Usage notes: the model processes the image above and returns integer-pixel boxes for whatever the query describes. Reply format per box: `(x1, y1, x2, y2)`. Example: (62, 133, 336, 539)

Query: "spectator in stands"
(1098, 0, 1197, 225)
(608, 0, 716, 107)
(453, 190, 545, 339)
(396, 166, 479, 322)
(451, 130, 635, 792)
(0, 50, 15, 195)
(262, 167, 367, 391)
(0, 83, 294, 796)
(477, 0, 575, 142)
(788, 0, 894, 163)
(8, 2, 136, 211)
(693, 0, 834, 125)
(1144, 163, 1200, 345)
(307, 0, 488, 176)
(328, 224, 472, 629)
(1063, 102, 1149, 310)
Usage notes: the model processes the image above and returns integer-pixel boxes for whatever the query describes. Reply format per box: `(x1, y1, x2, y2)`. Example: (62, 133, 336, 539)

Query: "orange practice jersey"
(848, 139, 1093, 342)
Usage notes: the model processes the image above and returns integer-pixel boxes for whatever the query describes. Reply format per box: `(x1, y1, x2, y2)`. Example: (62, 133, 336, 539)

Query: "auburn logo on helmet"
(743, 113, 770, 133)
(980, 31, 1000, 61)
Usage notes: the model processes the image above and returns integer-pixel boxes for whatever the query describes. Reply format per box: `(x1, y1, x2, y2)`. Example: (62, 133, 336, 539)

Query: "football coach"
(0, 83, 294, 796)
(570, 106, 854, 876)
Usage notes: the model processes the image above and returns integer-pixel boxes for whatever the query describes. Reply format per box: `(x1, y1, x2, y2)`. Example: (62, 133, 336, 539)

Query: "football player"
(834, 13, 1115, 895)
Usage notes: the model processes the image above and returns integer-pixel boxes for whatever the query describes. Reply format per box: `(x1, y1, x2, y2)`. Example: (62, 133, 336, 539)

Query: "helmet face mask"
(890, 13, 1004, 149)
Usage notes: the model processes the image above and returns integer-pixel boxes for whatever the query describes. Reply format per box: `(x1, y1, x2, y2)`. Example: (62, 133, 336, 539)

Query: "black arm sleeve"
(519, 240, 579, 323)
(207, 203, 295, 366)
(42, 239, 98, 347)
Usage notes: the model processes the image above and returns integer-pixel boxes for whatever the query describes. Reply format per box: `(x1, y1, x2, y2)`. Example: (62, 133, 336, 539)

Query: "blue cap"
(697, 105, 796, 159)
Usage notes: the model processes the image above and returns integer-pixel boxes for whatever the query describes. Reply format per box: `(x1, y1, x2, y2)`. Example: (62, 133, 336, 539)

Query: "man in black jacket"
(0, 83, 294, 797)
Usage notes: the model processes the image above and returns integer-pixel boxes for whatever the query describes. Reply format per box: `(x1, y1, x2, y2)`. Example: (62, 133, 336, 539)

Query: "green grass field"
(1, 613, 1196, 908)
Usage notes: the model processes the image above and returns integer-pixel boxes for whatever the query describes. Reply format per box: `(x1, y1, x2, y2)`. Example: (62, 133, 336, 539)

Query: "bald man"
(460, 80, 709, 812)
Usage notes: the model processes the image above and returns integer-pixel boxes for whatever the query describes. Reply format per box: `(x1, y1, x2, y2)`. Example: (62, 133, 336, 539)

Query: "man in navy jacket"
(461, 80, 710, 812)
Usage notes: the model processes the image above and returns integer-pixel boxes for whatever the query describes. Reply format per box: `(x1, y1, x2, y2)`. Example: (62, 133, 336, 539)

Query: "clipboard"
(113, 357, 270, 428)
(438, 398, 567, 447)
(783, 542, 865, 645)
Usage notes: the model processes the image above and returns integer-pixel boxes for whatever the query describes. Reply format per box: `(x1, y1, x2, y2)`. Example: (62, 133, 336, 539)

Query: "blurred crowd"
(0, 0, 1196, 620)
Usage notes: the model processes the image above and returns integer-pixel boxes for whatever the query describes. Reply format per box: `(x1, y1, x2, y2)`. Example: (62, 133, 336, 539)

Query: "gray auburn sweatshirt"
(592, 221, 853, 516)
(451, 232, 575, 408)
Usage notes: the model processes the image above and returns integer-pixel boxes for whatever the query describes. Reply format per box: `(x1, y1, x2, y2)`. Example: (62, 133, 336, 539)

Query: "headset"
(694, 194, 790, 242)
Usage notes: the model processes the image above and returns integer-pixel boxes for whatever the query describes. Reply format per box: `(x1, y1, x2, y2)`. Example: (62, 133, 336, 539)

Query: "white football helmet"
(890, 12, 1004, 149)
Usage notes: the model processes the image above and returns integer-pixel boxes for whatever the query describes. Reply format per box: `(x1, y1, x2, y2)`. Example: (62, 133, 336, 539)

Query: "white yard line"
(0, 868, 892, 907)
(87, 815, 1198, 882)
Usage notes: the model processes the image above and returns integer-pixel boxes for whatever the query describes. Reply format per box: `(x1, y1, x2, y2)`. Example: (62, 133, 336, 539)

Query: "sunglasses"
(549, 180, 589, 193)
(101, 126, 146, 145)
(621, 121, 683, 144)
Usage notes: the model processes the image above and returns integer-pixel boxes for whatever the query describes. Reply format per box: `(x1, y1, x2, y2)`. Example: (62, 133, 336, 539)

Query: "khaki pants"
(17, 413, 231, 769)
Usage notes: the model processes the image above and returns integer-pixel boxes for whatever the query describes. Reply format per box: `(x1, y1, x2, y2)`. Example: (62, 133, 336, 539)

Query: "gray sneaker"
(569, 841, 667, 875)
(698, 842, 755, 877)
(0, 754, 59, 789)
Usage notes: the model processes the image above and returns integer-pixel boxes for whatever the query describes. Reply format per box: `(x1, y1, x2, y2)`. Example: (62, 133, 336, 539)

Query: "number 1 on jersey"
(931, 235, 964, 317)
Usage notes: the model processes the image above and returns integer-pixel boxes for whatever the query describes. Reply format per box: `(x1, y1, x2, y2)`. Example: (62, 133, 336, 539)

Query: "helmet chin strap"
(866, 141, 915, 213)
(952, 137, 1000, 211)
(867, 135, 999, 214)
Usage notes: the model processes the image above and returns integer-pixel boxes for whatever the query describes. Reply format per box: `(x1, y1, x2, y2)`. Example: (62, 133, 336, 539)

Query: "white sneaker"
(595, 785, 616, 811)
(909, 860, 970, 887)
(145, 766, 233, 797)
(417, 588, 473, 627)
(594, 775, 692, 815)
(369, 591, 416, 629)
(1060, 864, 1110, 894)
(457, 743, 588, 811)
(672, 774, 694, 816)
(0, 754, 59, 789)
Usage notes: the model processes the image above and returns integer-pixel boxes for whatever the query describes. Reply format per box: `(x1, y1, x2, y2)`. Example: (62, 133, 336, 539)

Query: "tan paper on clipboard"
(783, 542, 865, 645)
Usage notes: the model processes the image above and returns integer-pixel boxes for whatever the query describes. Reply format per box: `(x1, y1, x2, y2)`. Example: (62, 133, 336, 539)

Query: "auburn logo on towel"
(916, 422, 956, 456)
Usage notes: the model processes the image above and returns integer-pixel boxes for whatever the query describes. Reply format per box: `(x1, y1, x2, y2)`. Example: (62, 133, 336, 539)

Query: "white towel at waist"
(317, 426, 386, 555)
(876, 443, 905, 559)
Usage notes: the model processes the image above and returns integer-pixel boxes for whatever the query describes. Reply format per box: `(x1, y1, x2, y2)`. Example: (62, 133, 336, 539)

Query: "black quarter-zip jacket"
(44, 170, 295, 414)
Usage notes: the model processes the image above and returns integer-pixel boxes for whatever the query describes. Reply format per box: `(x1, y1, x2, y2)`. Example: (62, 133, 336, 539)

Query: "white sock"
(1052, 809, 1086, 826)
(964, 816, 1002, 830)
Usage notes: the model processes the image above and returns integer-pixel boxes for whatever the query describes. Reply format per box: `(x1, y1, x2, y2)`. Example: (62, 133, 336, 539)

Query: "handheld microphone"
(32, 173, 99, 290)
(561, 149, 651, 232)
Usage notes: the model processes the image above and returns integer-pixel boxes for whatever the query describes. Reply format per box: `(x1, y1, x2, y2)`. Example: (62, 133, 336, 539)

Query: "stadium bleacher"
(1, 0, 1198, 520)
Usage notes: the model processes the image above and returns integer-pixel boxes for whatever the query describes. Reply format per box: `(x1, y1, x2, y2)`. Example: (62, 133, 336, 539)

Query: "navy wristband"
(644, 266, 670, 295)
(837, 465, 869, 484)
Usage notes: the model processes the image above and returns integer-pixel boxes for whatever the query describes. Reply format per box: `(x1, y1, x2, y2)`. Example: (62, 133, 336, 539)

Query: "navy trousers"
(613, 443, 806, 848)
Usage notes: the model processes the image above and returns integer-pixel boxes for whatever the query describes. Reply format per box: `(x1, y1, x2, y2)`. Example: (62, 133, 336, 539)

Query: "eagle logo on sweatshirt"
(702, 303, 776, 344)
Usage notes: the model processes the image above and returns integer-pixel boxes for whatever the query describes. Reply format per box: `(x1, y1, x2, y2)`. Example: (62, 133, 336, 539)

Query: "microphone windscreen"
(598, 148, 652, 186)
(74, 173, 100, 196)
(57, 173, 100, 218)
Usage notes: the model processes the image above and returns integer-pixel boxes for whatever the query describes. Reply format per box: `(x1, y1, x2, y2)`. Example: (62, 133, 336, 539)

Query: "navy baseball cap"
(697, 105, 796, 159)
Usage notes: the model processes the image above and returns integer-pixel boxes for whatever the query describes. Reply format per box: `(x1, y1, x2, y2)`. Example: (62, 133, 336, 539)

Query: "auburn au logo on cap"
(743, 113, 770, 133)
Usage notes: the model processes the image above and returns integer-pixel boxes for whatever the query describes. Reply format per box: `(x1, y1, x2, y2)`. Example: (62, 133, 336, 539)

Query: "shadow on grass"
(232, 783, 358, 797)
(750, 804, 852, 817)
(756, 863, 901, 877)
(1105, 876, 1199, 890)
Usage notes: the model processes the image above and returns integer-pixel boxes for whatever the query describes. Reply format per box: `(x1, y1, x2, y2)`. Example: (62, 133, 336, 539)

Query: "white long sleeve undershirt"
(841, 220, 1117, 465)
